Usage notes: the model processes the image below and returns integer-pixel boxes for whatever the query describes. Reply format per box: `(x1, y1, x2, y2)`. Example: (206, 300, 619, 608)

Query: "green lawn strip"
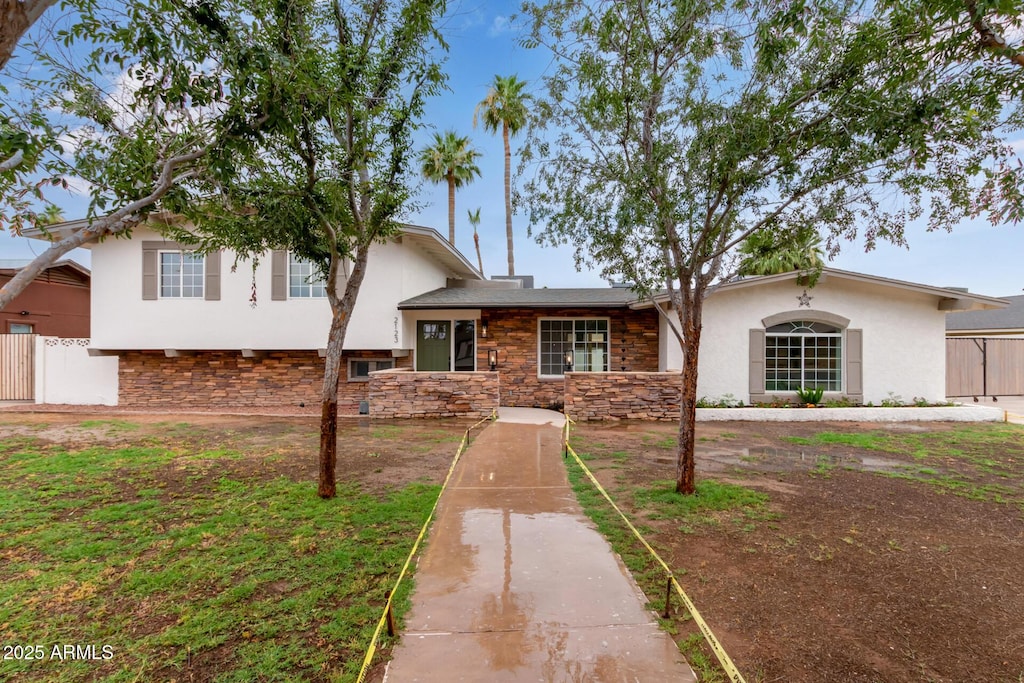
(564, 452, 769, 683)
(0, 439, 440, 683)
(782, 424, 1024, 506)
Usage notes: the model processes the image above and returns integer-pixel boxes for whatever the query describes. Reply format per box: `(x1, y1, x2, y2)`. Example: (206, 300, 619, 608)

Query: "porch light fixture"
(481, 317, 489, 339)
(488, 348, 498, 371)
(564, 351, 574, 371)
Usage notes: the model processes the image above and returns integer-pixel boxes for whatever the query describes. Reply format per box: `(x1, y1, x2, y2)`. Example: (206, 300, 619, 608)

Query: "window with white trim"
(289, 254, 327, 298)
(765, 320, 842, 391)
(160, 251, 205, 298)
(348, 358, 395, 382)
(539, 319, 609, 376)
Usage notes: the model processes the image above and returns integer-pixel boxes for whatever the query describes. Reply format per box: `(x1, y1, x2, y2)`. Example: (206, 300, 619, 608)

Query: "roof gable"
(0, 259, 91, 287)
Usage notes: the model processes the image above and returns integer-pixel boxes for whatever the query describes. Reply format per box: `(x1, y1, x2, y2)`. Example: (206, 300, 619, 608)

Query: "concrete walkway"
(383, 408, 695, 682)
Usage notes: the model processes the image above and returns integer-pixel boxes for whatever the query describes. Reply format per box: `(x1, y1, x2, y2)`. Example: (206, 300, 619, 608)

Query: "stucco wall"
(661, 277, 949, 404)
(90, 227, 455, 351)
(368, 369, 498, 418)
(34, 337, 118, 405)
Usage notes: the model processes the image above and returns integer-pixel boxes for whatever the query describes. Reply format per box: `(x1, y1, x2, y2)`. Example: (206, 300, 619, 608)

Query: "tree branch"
(0, 146, 207, 310)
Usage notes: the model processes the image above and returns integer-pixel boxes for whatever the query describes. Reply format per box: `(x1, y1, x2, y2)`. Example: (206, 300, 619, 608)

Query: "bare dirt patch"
(0, 411, 467, 496)
(573, 420, 1024, 683)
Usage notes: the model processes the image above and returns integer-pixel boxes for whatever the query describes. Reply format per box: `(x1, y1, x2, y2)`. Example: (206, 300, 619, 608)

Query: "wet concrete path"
(383, 409, 696, 682)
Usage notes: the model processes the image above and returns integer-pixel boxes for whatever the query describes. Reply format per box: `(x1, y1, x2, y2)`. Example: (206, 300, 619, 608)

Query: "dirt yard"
(3, 409, 1021, 682)
(572, 420, 1024, 683)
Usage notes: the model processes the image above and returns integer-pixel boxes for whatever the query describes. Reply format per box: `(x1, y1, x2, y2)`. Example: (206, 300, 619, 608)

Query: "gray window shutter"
(142, 246, 158, 300)
(204, 250, 221, 301)
(846, 329, 863, 398)
(749, 329, 765, 401)
(271, 250, 287, 301)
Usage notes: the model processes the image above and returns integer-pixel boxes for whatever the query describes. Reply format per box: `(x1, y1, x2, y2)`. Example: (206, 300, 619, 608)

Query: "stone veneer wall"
(565, 372, 682, 421)
(368, 369, 499, 419)
(119, 350, 410, 413)
(476, 307, 660, 408)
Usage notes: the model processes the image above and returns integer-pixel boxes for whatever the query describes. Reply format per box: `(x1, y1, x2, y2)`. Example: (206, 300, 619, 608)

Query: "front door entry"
(416, 321, 450, 371)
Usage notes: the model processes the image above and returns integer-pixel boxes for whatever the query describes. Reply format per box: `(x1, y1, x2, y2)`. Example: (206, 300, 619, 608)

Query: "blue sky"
(2, 0, 1022, 296)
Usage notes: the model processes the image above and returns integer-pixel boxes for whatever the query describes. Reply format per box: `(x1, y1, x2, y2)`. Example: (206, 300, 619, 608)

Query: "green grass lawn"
(0, 427, 442, 682)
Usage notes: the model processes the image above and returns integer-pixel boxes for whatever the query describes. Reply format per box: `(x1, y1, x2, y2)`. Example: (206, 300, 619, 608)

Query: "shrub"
(796, 386, 824, 405)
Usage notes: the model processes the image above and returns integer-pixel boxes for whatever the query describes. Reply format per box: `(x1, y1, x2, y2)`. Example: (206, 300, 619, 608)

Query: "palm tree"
(39, 204, 65, 226)
(738, 226, 825, 284)
(418, 130, 482, 246)
(467, 207, 484, 276)
(474, 75, 529, 276)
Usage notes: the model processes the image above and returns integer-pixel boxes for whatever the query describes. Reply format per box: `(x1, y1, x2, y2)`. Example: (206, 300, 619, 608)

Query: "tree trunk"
(473, 228, 484, 276)
(447, 177, 456, 245)
(502, 122, 514, 276)
(675, 283, 704, 495)
(318, 311, 346, 498)
(318, 241, 369, 498)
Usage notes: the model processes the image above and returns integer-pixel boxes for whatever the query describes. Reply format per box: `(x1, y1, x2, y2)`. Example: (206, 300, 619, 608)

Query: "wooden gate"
(0, 334, 35, 400)
(946, 338, 1024, 397)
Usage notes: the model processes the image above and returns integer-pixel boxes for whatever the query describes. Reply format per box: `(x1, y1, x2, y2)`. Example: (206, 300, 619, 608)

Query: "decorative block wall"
(368, 369, 499, 419)
(565, 371, 682, 421)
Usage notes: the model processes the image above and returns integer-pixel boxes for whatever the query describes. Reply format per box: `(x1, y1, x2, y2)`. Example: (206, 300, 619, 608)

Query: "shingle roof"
(399, 286, 641, 309)
(0, 259, 90, 276)
(947, 295, 1024, 331)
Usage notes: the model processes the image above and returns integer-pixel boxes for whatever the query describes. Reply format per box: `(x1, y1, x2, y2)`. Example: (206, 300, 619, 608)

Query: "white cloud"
(488, 15, 512, 38)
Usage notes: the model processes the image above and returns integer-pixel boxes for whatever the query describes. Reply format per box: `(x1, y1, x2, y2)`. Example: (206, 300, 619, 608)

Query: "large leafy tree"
(521, 0, 1023, 494)
(169, 0, 447, 499)
(0, 0, 237, 310)
(474, 74, 529, 276)
(418, 129, 481, 245)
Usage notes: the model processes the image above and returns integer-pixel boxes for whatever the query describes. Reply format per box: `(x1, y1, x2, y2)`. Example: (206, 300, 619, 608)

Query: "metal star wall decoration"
(797, 289, 813, 308)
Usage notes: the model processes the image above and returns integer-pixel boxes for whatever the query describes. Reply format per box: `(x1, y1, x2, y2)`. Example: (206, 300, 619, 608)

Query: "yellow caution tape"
(355, 410, 496, 683)
(562, 418, 747, 683)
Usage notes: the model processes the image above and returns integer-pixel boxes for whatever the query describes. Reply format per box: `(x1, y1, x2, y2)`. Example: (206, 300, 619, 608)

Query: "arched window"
(765, 320, 842, 391)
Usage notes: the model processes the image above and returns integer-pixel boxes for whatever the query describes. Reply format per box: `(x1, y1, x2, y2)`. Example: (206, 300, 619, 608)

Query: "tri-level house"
(27, 218, 1007, 417)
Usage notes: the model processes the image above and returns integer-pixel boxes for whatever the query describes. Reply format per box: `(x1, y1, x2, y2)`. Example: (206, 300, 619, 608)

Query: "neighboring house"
(0, 259, 91, 336)
(945, 294, 1024, 397)
(947, 294, 1024, 338)
(23, 218, 1007, 412)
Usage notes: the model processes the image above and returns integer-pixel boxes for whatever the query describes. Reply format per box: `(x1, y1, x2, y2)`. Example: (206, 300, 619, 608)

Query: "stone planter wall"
(565, 371, 682, 421)
(368, 369, 499, 419)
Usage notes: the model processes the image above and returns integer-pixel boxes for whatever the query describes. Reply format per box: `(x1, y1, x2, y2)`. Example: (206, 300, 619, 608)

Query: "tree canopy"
(162, 0, 449, 498)
(521, 0, 1023, 493)
(418, 129, 482, 245)
(0, 0, 238, 309)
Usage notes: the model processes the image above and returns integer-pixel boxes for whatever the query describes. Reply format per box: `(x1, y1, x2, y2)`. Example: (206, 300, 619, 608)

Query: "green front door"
(416, 321, 450, 371)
